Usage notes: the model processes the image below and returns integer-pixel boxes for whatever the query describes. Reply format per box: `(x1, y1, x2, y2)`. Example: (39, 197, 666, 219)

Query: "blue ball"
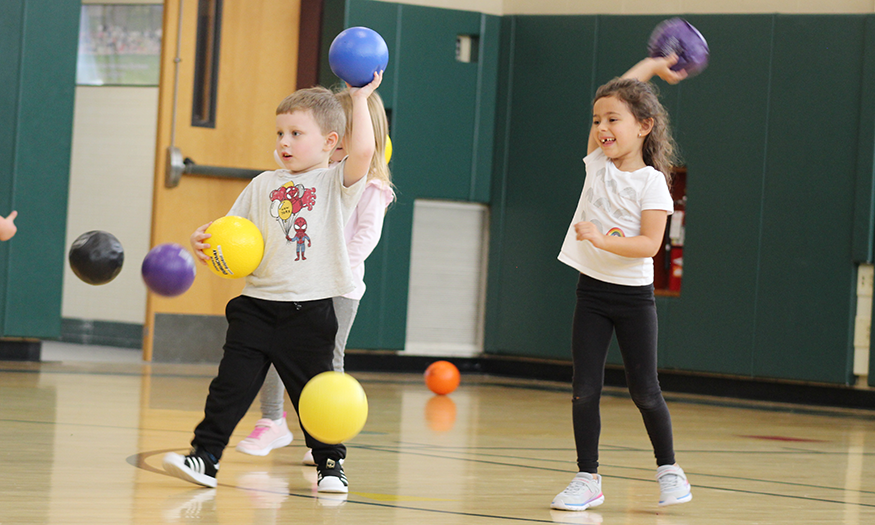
(329, 27, 389, 87)
(141, 243, 196, 297)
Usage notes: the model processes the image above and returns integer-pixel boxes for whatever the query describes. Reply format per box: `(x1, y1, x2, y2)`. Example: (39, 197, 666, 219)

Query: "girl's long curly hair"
(594, 78, 678, 187)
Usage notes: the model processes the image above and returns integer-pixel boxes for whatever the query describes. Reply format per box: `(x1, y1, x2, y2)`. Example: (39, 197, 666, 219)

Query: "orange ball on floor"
(424, 360, 460, 395)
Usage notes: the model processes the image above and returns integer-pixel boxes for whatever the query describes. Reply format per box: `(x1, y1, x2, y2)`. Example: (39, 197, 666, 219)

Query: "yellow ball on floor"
(299, 371, 368, 444)
(202, 216, 264, 279)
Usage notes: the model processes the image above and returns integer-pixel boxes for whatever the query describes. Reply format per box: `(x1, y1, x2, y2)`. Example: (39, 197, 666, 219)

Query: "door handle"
(165, 146, 263, 188)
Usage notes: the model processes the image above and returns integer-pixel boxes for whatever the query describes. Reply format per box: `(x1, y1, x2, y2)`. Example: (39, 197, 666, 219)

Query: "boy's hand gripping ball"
(299, 371, 369, 444)
(328, 26, 389, 87)
(647, 18, 709, 77)
(202, 216, 264, 279)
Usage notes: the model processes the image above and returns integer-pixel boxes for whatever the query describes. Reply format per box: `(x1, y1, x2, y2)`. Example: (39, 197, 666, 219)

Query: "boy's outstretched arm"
(623, 55, 687, 84)
(343, 71, 383, 187)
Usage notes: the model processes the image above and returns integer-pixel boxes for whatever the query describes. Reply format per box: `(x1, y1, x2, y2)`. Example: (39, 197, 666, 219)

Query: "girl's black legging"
(571, 273, 675, 473)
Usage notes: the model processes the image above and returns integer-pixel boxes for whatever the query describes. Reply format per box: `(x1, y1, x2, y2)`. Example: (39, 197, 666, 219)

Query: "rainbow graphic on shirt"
(606, 227, 625, 237)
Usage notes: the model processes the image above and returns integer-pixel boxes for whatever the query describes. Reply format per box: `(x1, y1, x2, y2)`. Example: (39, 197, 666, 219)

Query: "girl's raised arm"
(622, 55, 687, 84)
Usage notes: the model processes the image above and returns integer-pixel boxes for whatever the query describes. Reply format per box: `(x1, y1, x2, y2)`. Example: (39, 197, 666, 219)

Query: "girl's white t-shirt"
(558, 149, 674, 286)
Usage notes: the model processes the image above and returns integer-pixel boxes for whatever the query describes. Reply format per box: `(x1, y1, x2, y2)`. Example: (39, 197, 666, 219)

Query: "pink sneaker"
(235, 414, 293, 456)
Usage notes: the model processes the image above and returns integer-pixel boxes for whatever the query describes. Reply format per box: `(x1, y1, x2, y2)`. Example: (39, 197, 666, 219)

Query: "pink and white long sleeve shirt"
(342, 179, 395, 300)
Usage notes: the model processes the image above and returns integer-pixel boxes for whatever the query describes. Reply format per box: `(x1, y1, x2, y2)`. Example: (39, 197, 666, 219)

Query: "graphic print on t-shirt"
(269, 181, 316, 261)
(584, 164, 636, 234)
(606, 227, 625, 237)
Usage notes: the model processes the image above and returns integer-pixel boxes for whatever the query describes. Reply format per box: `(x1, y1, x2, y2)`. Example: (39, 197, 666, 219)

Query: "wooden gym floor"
(1, 342, 874, 524)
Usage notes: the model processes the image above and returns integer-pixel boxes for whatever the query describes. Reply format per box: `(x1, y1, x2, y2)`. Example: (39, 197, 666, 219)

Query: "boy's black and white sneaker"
(316, 458, 348, 493)
(163, 447, 219, 488)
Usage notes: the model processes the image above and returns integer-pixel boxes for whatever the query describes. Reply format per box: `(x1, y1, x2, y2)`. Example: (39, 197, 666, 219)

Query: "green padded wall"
(659, 15, 774, 375)
(336, 1, 500, 349)
(489, 14, 866, 384)
(327, 3, 871, 384)
(319, 0, 349, 89)
(852, 17, 875, 265)
(344, 0, 399, 104)
(486, 15, 596, 359)
(0, 0, 79, 338)
(751, 15, 861, 383)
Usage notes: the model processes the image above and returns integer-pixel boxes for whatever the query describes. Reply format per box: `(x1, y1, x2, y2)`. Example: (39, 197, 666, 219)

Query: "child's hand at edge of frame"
(0, 210, 17, 241)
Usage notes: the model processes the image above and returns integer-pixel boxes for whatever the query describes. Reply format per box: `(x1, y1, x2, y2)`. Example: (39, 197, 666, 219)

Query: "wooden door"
(144, 0, 303, 359)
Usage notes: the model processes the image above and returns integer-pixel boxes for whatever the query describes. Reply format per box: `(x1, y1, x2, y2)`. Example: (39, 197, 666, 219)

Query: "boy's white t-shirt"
(227, 160, 366, 301)
(558, 149, 674, 286)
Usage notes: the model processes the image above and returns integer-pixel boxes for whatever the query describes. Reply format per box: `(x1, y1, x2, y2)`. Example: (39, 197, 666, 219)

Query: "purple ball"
(329, 26, 389, 87)
(141, 243, 196, 297)
(647, 18, 709, 77)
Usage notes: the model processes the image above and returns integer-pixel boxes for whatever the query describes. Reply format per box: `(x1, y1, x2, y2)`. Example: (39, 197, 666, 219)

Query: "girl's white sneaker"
(657, 464, 692, 506)
(551, 473, 605, 511)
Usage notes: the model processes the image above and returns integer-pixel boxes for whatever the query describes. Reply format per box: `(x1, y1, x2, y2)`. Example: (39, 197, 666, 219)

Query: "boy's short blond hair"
(276, 87, 346, 140)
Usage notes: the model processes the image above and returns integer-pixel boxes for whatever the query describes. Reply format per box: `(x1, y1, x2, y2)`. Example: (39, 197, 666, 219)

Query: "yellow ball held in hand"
(202, 216, 264, 279)
(299, 371, 369, 444)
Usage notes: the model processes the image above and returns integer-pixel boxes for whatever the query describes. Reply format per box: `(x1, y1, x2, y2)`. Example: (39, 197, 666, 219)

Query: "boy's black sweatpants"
(571, 273, 675, 473)
(192, 295, 346, 465)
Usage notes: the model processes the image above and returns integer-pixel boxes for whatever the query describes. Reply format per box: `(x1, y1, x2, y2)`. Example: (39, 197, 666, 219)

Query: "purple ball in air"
(647, 18, 710, 77)
(141, 243, 196, 297)
(329, 26, 389, 87)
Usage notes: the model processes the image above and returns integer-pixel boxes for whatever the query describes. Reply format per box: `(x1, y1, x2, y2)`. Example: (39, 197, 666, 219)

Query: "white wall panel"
(63, 86, 157, 323)
(405, 200, 489, 356)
